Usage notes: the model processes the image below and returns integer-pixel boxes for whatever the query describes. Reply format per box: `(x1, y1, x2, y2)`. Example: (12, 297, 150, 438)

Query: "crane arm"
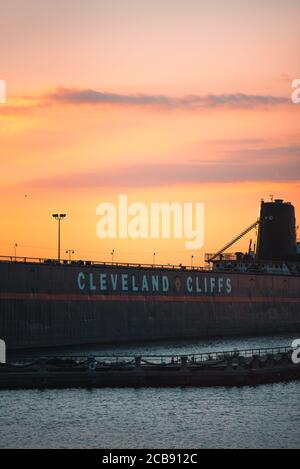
(206, 219, 260, 263)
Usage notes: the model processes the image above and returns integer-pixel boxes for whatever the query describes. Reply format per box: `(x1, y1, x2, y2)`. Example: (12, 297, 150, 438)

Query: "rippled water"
(1, 334, 300, 449)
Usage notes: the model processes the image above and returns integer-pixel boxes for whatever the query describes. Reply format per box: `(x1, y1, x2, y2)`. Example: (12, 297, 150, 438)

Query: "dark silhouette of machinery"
(207, 198, 297, 263)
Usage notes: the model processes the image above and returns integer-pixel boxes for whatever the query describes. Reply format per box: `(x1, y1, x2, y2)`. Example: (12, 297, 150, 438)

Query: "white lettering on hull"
(77, 272, 232, 295)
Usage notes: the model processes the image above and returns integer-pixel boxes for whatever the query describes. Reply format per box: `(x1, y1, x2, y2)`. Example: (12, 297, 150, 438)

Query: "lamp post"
(52, 214, 66, 262)
(111, 249, 115, 264)
(66, 249, 75, 262)
(153, 252, 156, 265)
(14, 243, 18, 260)
(191, 255, 194, 269)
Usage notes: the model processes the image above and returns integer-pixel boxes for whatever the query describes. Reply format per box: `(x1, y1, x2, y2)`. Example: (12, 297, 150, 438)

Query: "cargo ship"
(0, 198, 299, 350)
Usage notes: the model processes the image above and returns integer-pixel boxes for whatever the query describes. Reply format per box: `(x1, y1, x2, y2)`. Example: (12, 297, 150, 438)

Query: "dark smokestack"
(256, 199, 297, 261)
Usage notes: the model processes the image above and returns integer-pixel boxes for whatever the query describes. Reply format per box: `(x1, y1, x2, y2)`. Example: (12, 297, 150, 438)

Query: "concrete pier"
(0, 346, 299, 389)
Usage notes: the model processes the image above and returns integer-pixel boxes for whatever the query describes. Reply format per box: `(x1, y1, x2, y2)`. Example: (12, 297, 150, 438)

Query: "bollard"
(135, 356, 141, 367)
(0, 339, 6, 364)
(181, 356, 188, 366)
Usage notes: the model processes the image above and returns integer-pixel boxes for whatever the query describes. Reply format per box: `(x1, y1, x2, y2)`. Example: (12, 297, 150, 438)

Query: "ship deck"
(1, 255, 299, 276)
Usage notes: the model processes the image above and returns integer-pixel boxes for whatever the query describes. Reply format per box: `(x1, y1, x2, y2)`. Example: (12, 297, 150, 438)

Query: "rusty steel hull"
(0, 261, 299, 350)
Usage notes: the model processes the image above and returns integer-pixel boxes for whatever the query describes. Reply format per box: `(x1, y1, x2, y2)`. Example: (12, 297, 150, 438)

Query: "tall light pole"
(52, 214, 66, 262)
(191, 255, 194, 269)
(66, 249, 75, 262)
(153, 252, 156, 265)
(14, 243, 18, 260)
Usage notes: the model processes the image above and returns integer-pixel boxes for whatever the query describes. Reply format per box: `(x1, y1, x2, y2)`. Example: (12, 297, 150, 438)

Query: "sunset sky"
(0, 0, 299, 265)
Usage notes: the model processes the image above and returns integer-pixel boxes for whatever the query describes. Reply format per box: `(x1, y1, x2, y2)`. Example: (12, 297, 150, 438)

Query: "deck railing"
(0, 255, 208, 272)
(10, 346, 293, 366)
(205, 253, 239, 262)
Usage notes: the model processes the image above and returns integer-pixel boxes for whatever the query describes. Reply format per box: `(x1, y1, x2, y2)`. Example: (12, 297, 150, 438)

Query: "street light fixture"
(110, 249, 115, 264)
(52, 213, 66, 262)
(66, 249, 75, 262)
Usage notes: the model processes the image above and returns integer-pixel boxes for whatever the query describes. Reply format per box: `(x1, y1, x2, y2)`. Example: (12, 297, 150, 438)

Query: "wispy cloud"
(46, 87, 290, 109)
(16, 144, 300, 190)
(205, 138, 268, 146)
(0, 87, 292, 115)
(227, 145, 300, 163)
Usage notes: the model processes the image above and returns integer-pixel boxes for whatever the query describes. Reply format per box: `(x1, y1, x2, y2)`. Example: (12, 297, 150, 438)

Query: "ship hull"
(0, 261, 299, 350)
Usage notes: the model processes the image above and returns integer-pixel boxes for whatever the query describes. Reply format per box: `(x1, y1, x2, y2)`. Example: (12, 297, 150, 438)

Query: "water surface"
(1, 334, 300, 449)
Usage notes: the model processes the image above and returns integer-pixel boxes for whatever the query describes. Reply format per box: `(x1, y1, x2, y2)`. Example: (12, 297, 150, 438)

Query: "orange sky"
(0, 0, 299, 265)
